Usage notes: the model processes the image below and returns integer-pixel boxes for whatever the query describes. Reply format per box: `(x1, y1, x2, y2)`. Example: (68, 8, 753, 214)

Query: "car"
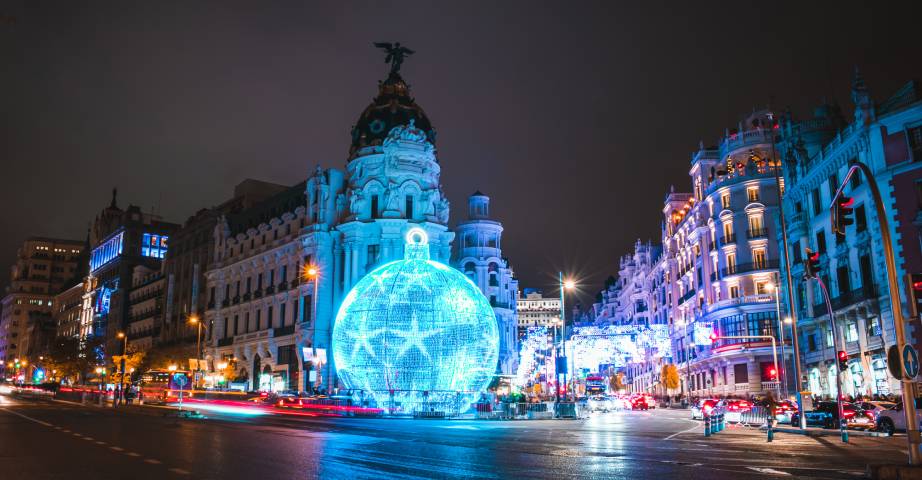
(771, 400, 799, 423)
(875, 399, 922, 436)
(629, 394, 655, 410)
(691, 399, 722, 420)
(790, 401, 873, 429)
(587, 395, 613, 413)
(857, 400, 895, 419)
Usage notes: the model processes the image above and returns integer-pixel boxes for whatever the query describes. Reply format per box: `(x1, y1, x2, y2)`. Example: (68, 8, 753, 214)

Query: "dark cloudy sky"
(2, 1, 922, 306)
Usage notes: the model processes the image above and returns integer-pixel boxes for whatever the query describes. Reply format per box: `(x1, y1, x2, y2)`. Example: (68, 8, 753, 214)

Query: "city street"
(0, 392, 909, 479)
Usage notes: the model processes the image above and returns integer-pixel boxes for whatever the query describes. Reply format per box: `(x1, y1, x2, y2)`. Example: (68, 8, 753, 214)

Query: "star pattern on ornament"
(391, 313, 441, 361)
(344, 319, 386, 362)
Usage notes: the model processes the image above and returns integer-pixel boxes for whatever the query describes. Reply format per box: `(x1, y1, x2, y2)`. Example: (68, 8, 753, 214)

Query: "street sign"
(903, 344, 920, 379)
(173, 372, 188, 388)
(888, 345, 902, 379)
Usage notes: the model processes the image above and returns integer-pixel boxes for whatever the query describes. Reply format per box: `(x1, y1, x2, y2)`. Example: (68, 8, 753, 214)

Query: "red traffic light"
(768, 367, 777, 379)
(837, 350, 847, 361)
(708, 332, 718, 342)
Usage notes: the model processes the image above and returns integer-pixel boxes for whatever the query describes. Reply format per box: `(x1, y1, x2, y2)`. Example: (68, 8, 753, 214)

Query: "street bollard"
(716, 413, 724, 432)
(767, 421, 774, 442)
(704, 415, 711, 437)
(840, 419, 849, 443)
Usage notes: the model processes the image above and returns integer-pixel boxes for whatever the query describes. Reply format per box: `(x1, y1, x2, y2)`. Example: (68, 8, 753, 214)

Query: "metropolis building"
(205, 65, 519, 392)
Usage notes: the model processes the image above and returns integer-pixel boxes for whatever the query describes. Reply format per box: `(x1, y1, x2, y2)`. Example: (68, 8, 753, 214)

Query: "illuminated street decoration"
(333, 228, 499, 414)
(567, 325, 672, 373)
(514, 326, 550, 388)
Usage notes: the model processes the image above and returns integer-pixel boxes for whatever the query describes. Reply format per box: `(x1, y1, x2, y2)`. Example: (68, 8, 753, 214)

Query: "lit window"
(141, 233, 169, 259)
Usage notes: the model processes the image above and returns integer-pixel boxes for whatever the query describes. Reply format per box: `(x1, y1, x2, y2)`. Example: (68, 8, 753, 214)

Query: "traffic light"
(909, 273, 922, 318)
(767, 367, 778, 380)
(832, 195, 855, 236)
(804, 248, 821, 279)
(708, 331, 718, 343)
(837, 350, 848, 371)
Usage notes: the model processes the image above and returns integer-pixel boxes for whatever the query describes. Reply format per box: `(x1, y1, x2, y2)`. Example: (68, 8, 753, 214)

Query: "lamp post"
(766, 282, 789, 399)
(558, 273, 575, 402)
(116, 332, 128, 406)
(304, 264, 321, 393)
(189, 315, 202, 387)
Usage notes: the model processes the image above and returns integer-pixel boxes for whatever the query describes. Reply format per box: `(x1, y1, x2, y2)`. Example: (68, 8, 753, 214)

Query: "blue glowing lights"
(332, 228, 499, 414)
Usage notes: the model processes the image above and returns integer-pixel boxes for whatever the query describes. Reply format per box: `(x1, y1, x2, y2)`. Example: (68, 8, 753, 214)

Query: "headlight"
(0, 385, 12, 394)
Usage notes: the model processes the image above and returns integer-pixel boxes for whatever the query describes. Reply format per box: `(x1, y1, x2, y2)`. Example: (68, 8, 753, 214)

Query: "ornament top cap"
(405, 228, 429, 260)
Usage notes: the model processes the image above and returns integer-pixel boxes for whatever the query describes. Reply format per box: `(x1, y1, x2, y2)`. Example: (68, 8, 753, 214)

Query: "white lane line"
(125, 452, 141, 457)
(0, 407, 54, 427)
(665, 423, 703, 440)
(169, 468, 191, 475)
(95, 441, 107, 445)
(109, 446, 124, 452)
(144, 459, 162, 465)
(82, 437, 95, 441)
(747, 467, 792, 476)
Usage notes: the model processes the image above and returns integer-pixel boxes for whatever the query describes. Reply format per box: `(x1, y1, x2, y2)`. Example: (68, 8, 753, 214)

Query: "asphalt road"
(0, 392, 912, 479)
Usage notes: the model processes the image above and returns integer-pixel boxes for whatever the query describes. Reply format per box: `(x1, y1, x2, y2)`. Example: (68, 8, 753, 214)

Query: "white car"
(587, 396, 613, 412)
(875, 399, 922, 435)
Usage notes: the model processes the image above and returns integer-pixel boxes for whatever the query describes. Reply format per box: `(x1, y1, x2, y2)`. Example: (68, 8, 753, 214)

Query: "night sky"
(3, 1, 922, 307)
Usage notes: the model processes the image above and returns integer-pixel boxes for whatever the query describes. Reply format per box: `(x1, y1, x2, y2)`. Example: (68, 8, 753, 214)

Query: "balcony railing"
(217, 337, 234, 347)
(254, 289, 263, 299)
(207, 300, 216, 310)
(722, 233, 737, 244)
(679, 289, 697, 305)
(232, 296, 240, 305)
(265, 285, 275, 295)
(720, 260, 779, 277)
(747, 227, 768, 239)
(222, 298, 230, 308)
(273, 325, 296, 337)
(277, 281, 288, 291)
(242, 292, 251, 301)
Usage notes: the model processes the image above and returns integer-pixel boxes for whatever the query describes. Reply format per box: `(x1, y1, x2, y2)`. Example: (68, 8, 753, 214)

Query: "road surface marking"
(125, 452, 141, 457)
(144, 459, 162, 465)
(82, 437, 94, 441)
(0, 407, 54, 427)
(664, 423, 702, 440)
(109, 446, 124, 452)
(95, 441, 106, 445)
(169, 468, 191, 475)
(747, 467, 791, 475)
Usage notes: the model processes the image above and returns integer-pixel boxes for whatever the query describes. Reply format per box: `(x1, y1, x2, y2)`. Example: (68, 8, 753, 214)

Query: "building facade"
(516, 290, 561, 335)
(205, 64, 516, 393)
(0, 237, 83, 375)
(454, 191, 520, 376)
(779, 72, 922, 398)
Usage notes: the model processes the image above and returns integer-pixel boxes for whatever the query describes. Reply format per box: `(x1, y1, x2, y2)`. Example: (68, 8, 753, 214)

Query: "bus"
(140, 370, 192, 404)
(585, 375, 607, 395)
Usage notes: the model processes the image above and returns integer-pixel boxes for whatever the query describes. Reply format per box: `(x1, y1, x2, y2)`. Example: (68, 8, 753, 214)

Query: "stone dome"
(332, 228, 498, 414)
(349, 72, 436, 159)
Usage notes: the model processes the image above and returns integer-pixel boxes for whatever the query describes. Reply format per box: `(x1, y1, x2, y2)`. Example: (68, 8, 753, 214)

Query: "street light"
(189, 315, 202, 387)
(557, 273, 576, 405)
(116, 332, 128, 406)
(167, 364, 177, 372)
(304, 264, 322, 393)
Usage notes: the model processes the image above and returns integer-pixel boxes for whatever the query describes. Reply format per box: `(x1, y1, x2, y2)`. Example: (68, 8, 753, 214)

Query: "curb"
(772, 426, 895, 438)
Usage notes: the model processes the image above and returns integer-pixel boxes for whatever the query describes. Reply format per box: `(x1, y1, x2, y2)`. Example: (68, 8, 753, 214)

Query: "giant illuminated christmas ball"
(332, 228, 499, 413)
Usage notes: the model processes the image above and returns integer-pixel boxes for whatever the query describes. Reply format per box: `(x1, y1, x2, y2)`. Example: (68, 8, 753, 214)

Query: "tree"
(608, 372, 625, 392)
(661, 364, 680, 393)
(46, 336, 103, 385)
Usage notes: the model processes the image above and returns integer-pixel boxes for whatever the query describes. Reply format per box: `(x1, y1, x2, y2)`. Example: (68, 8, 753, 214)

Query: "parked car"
(875, 399, 922, 436)
(691, 399, 722, 420)
(790, 401, 873, 429)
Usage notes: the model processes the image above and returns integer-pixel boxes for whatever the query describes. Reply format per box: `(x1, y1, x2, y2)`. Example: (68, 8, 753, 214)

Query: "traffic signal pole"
(813, 277, 848, 443)
(832, 161, 921, 464)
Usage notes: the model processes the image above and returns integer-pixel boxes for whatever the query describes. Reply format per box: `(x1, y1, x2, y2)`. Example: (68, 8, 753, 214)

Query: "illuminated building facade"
(454, 191, 519, 376)
(206, 63, 518, 394)
(0, 236, 83, 375)
(80, 191, 179, 357)
(778, 73, 922, 398)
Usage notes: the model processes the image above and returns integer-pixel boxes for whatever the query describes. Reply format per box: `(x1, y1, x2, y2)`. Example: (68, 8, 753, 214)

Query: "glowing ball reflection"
(332, 228, 499, 414)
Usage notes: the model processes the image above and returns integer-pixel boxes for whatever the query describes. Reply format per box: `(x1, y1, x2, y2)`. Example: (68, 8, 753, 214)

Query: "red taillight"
(843, 410, 855, 419)
(865, 411, 875, 420)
